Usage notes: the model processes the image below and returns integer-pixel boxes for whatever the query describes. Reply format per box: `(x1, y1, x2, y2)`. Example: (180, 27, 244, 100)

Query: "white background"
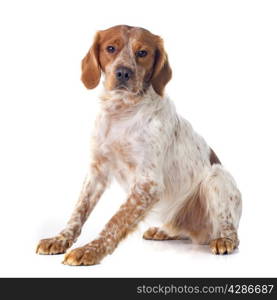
(0, 0, 277, 277)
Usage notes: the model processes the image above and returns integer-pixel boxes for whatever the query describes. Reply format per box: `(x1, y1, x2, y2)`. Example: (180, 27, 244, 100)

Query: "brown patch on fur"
(141, 180, 156, 193)
(151, 46, 172, 96)
(81, 25, 172, 96)
(99, 183, 158, 250)
(169, 185, 212, 244)
(110, 141, 136, 170)
(81, 32, 101, 89)
(90, 155, 109, 186)
(209, 147, 221, 165)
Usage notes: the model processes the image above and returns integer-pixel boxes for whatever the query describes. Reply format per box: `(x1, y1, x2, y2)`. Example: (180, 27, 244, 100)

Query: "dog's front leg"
(36, 156, 110, 255)
(63, 180, 160, 266)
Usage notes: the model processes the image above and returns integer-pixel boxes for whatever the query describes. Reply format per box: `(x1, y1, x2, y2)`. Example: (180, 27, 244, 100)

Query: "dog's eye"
(106, 46, 116, 53)
(136, 50, 148, 58)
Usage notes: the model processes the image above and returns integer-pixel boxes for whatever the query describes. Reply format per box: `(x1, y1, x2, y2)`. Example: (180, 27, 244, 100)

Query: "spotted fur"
(36, 25, 242, 265)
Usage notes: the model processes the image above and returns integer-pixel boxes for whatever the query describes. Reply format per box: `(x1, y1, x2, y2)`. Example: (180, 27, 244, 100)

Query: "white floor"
(1, 182, 276, 278)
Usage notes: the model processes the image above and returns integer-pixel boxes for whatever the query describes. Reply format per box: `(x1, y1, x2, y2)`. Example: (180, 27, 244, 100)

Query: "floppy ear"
(81, 32, 101, 89)
(151, 37, 172, 96)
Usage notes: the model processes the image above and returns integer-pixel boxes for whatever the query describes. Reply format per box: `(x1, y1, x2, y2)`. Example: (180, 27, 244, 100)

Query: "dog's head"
(81, 25, 172, 96)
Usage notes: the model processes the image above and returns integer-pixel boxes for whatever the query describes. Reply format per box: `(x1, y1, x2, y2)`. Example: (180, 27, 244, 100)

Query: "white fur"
(89, 86, 242, 242)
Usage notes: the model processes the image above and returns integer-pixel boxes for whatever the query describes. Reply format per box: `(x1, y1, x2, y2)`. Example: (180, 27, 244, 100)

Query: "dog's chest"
(95, 113, 144, 174)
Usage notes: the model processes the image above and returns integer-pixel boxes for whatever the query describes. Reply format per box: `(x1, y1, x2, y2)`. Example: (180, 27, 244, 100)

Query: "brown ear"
(151, 37, 172, 96)
(81, 32, 101, 89)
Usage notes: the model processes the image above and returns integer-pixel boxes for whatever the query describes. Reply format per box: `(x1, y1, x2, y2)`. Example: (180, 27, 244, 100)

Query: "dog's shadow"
(142, 237, 211, 256)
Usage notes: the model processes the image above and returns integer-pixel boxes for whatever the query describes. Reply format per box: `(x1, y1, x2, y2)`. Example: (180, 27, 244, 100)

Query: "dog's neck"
(99, 86, 163, 118)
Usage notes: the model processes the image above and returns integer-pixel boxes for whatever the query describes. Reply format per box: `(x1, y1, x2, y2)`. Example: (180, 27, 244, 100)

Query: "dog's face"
(81, 25, 172, 96)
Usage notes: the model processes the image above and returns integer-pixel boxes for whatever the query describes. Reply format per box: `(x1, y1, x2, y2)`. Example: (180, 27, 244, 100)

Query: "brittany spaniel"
(36, 25, 242, 265)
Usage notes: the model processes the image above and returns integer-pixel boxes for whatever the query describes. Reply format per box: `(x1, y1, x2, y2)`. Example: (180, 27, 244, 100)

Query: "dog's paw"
(143, 227, 179, 240)
(209, 237, 237, 255)
(63, 241, 105, 266)
(143, 227, 167, 240)
(62, 246, 103, 266)
(36, 236, 73, 255)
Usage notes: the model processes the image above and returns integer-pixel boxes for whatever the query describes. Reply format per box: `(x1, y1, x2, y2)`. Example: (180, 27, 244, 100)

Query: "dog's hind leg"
(203, 165, 242, 254)
(167, 165, 242, 254)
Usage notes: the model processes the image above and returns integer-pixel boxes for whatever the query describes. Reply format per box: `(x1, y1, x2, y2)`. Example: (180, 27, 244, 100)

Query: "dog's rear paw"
(209, 237, 237, 255)
(36, 236, 73, 255)
(143, 227, 179, 240)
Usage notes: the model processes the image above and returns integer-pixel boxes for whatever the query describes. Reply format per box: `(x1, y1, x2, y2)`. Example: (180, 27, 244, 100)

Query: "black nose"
(115, 67, 133, 82)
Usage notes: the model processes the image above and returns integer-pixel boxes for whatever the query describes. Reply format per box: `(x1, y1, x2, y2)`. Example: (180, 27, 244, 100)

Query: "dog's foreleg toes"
(63, 247, 99, 266)
(36, 236, 73, 255)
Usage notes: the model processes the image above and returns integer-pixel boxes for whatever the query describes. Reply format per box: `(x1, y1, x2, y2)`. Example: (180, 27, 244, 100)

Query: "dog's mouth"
(113, 83, 140, 95)
(116, 84, 129, 91)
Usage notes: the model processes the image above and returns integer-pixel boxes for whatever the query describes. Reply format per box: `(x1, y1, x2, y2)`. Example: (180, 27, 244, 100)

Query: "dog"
(36, 25, 242, 266)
